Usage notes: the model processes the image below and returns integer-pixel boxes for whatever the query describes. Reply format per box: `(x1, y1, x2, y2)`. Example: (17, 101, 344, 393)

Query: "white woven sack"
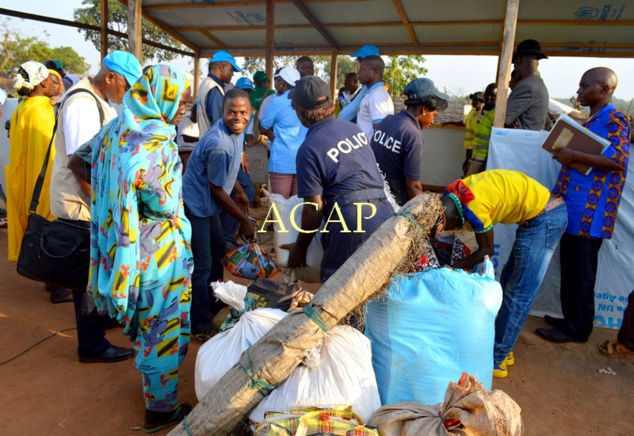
(249, 325, 381, 425)
(194, 308, 287, 400)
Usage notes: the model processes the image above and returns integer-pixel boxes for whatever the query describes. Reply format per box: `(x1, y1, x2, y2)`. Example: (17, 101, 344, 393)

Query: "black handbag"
(16, 89, 103, 289)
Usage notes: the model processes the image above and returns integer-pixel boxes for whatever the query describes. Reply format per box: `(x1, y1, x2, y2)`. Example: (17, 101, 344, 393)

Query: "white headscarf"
(13, 61, 49, 91)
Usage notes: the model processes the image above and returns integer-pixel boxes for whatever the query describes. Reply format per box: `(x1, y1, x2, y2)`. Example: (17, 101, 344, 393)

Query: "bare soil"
(1, 221, 632, 436)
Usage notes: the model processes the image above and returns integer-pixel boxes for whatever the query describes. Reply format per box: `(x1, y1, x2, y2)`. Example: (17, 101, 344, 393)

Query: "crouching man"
(281, 76, 393, 283)
(440, 169, 567, 378)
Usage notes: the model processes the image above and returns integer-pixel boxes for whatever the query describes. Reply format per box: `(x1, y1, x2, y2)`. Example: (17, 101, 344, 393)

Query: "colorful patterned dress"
(88, 65, 193, 412)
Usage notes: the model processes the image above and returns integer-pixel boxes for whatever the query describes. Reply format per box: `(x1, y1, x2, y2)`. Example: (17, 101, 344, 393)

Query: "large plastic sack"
(270, 194, 323, 283)
(195, 308, 287, 400)
(369, 373, 523, 435)
(249, 325, 382, 426)
(365, 258, 502, 406)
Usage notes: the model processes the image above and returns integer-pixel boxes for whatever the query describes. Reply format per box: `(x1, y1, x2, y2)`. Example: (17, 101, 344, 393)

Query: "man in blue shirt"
(183, 89, 256, 342)
(338, 44, 380, 123)
(372, 78, 448, 205)
(281, 76, 393, 283)
(197, 50, 241, 136)
(260, 67, 306, 198)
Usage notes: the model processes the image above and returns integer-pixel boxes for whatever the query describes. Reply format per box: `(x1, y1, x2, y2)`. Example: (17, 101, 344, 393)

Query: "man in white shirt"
(50, 50, 142, 363)
(356, 55, 394, 140)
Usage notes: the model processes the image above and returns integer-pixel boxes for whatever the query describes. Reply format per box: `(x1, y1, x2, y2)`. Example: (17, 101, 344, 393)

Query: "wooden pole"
(128, 0, 143, 62)
(330, 50, 338, 101)
(493, 0, 520, 128)
(265, 0, 274, 91)
(100, 0, 108, 60)
(169, 193, 442, 435)
(193, 54, 200, 100)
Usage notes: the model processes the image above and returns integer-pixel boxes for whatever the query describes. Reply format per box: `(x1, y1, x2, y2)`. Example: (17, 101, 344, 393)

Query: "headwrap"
(89, 64, 191, 323)
(13, 61, 49, 91)
(444, 179, 477, 228)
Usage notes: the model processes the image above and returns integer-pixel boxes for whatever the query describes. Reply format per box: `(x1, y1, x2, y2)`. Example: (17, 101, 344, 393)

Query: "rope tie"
(303, 305, 330, 332)
(182, 415, 193, 436)
(392, 211, 425, 234)
(238, 340, 275, 394)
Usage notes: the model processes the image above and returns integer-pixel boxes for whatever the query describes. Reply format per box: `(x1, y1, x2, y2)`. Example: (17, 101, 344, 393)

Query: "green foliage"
(73, 0, 183, 62)
(323, 56, 356, 89)
(1, 18, 90, 75)
(384, 55, 427, 96)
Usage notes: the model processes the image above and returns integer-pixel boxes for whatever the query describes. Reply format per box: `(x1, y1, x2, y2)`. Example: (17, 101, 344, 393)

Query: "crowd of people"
(2, 37, 633, 431)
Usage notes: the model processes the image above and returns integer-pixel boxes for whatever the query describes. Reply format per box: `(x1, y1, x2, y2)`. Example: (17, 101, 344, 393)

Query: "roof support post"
(100, 0, 108, 59)
(128, 0, 143, 62)
(265, 0, 274, 91)
(329, 50, 338, 101)
(493, 0, 520, 128)
(193, 54, 200, 100)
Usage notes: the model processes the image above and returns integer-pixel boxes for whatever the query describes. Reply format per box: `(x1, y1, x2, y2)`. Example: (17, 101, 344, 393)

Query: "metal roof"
(136, 0, 634, 58)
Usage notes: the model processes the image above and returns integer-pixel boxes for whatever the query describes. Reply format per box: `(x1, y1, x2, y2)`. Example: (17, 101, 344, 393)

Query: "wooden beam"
(292, 0, 339, 49)
(116, 0, 198, 53)
(266, 0, 275, 92)
(0, 7, 195, 57)
(128, 0, 143, 62)
(201, 30, 225, 48)
(329, 50, 338, 101)
(193, 54, 200, 100)
(493, 0, 520, 129)
(392, 0, 418, 45)
(100, 0, 108, 59)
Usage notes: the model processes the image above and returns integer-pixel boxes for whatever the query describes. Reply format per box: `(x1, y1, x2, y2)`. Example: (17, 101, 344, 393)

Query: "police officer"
(282, 76, 393, 283)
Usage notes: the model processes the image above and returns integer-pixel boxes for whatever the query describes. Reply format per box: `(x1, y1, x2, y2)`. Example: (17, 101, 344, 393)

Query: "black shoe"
(536, 327, 587, 344)
(544, 315, 566, 330)
(47, 287, 73, 304)
(79, 345, 134, 363)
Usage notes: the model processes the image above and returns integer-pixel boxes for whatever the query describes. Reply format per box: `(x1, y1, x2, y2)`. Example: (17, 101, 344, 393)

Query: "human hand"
(552, 147, 579, 166)
(241, 151, 250, 172)
(280, 243, 308, 268)
(239, 218, 256, 242)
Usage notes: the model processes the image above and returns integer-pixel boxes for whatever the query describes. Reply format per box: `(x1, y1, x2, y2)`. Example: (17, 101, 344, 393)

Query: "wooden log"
(169, 193, 441, 435)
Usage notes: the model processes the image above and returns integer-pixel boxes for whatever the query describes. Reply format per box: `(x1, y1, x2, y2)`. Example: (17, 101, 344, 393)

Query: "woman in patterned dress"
(88, 65, 194, 432)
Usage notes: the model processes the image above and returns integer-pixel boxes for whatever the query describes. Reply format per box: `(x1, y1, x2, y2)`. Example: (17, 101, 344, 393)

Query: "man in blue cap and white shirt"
(197, 50, 242, 136)
(50, 50, 142, 362)
(338, 44, 380, 123)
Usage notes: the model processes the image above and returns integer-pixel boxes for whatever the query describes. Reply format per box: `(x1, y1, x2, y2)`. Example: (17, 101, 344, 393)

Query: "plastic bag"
(270, 194, 323, 283)
(194, 308, 287, 400)
(222, 243, 278, 279)
(250, 326, 382, 426)
(365, 257, 502, 406)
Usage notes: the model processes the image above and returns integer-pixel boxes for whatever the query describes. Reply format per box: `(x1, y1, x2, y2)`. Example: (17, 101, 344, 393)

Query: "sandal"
(141, 403, 192, 433)
(598, 339, 634, 355)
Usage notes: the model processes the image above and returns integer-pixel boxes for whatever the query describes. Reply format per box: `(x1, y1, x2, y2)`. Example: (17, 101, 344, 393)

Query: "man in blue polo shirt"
(339, 44, 380, 123)
(197, 50, 241, 136)
(183, 89, 256, 342)
(372, 78, 448, 205)
(282, 76, 393, 283)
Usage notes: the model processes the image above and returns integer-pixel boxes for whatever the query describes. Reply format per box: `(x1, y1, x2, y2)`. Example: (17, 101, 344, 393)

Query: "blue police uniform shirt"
(260, 89, 308, 174)
(371, 110, 423, 202)
(183, 120, 244, 217)
(296, 116, 385, 199)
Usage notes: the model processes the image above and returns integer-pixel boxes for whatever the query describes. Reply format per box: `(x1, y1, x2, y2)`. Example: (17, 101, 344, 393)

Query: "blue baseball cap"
(236, 77, 254, 90)
(350, 44, 380, 60)
(103, 50, 143, 87)
(210, 50, 242, 72)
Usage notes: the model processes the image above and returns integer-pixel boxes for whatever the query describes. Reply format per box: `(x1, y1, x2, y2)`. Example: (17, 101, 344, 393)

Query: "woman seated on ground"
(88, 64, 194, 433)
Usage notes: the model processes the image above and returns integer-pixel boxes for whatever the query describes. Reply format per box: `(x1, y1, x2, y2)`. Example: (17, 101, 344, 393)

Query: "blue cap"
(210, 50, 242, 72)
(236, 77, 254, 90)
(350, 44, 380, 60)
(103, 50, 143, 87)
(403, 78, 449, 101)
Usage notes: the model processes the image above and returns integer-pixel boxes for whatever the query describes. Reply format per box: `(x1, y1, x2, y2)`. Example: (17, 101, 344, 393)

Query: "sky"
(3, 0, 634, 103)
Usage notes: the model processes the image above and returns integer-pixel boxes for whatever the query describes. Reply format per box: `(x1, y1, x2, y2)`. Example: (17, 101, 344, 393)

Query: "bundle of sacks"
(195, 282, 381, 427)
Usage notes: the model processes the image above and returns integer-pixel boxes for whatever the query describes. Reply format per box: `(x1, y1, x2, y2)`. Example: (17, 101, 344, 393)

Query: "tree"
(73, 0, 183, 62)
(323, 56, 356, 89)
(1, 18, 90, 75)
(383, 55, 427, 96)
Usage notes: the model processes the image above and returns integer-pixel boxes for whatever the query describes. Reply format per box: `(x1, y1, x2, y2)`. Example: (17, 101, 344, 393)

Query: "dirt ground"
(1, 215, 633, 435)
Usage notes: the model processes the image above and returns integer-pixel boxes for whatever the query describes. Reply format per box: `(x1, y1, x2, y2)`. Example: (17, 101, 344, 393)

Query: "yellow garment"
(5, 96, 57, 261)
(463, 107, 481, 149)
(461, 169, 550, 233)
